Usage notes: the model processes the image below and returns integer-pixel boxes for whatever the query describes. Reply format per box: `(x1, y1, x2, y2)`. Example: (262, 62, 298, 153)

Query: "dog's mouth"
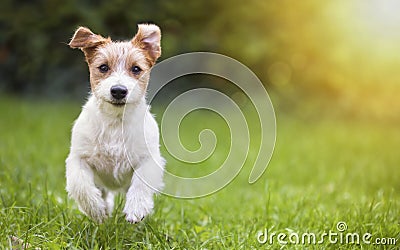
(107, 100, 126, 107)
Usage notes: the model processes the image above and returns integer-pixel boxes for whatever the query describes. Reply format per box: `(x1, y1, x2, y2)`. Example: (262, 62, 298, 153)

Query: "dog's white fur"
(66, 25, 165, 223)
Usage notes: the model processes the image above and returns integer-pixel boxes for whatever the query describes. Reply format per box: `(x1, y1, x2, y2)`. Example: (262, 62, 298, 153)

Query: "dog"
(65, 24, 165, 223)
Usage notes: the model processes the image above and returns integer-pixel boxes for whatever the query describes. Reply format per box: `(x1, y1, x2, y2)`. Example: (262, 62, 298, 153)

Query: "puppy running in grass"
(66, 24, 165, 223)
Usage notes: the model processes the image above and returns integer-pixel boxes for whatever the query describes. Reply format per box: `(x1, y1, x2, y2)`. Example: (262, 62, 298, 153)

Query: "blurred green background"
(1, 0, 399, 122)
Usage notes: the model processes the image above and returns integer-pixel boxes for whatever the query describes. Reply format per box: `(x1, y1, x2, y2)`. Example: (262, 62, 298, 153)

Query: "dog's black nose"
(110, 85, 128, 100)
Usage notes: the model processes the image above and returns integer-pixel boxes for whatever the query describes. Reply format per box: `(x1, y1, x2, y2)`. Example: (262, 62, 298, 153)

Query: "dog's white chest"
(86, 125, 138, 190)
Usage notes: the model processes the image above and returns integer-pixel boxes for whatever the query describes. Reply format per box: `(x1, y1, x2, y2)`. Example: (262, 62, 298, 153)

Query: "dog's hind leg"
(102, 190, 115, 216)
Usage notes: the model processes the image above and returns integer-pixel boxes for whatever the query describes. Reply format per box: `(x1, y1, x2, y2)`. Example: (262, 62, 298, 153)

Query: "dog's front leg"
(66, 155, 107, 223)
(123, 157, 164, 223)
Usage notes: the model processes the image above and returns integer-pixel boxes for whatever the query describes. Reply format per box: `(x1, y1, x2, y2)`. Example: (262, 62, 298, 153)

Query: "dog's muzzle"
(110, 85, 128, 100)
(108, 85, 128, 106)
(110, 85, 128, 106)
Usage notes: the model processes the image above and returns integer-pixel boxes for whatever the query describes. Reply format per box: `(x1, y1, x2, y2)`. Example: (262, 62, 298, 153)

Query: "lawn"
(0, 97, 399, 249)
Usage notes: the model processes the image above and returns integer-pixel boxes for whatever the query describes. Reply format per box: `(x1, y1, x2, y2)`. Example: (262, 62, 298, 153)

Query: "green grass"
(0, 97, 399, 249)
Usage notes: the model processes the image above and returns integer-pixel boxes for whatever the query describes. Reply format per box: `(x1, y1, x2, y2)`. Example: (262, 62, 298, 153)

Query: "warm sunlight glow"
(325, 0, 400, 63)
(357, 0, 400, 38)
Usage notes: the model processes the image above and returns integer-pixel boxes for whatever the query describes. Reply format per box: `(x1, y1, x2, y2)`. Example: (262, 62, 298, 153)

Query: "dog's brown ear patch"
(132, 24, 161, 64)
(69, 27, 110, 49)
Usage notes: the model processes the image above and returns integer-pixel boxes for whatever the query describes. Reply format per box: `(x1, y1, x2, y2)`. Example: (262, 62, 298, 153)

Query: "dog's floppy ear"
(69, 27, 110, 50)
(132, 24, 161, 64)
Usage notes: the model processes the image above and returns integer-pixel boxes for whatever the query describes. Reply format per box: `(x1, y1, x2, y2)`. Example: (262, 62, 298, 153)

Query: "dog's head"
(69, 24, 161, 107)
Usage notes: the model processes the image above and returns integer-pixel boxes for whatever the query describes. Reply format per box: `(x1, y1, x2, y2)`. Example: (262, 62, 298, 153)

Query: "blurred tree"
(0, 0, 399, 121)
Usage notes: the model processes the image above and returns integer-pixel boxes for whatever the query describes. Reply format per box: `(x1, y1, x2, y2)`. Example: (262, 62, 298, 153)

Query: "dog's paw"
(78, 200, 108, 223)
(125, 214, 145, 224)
(75, 189, 108, 223)
(123, 195, 154, 224)
(83, 205, 108, 223)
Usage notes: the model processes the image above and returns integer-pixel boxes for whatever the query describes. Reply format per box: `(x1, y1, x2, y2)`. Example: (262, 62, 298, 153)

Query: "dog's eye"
(131, 66, 142, 75)
(98, 64, 109, 73)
